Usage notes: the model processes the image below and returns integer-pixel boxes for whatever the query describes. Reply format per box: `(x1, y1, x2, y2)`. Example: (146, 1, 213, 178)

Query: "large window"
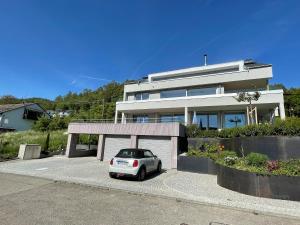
(160, 87, 217, 99)
(135, 92, 149, 100)
(133, 115, 149, 123)
(192, 113, 218, 130)
(160, 89, 186, 98)
(187, 87, 216, 96)
(160, 114, 185, 123)
(224, 113, 246, 128)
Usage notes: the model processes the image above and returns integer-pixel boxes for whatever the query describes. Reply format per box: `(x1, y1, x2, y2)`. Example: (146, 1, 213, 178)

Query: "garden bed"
(181, 142, 300, 201)
(188, 136, 300, 160)
(217, 164, 300, 201)
(186, 117, 300, 160)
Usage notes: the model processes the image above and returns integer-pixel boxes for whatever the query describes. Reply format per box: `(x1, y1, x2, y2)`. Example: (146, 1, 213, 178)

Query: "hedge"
(186, 117, 300, 138)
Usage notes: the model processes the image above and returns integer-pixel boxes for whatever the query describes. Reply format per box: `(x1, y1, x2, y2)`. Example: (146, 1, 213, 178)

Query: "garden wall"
(217, 164, 300, 201)
(188, 136, 300, 160)
(177, 156, 217, 174)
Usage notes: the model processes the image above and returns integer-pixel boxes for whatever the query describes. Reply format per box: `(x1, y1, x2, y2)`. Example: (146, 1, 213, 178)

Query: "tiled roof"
(0, 103, 35, 113)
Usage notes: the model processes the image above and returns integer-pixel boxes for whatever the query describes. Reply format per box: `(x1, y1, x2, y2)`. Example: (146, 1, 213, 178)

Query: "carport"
(66, 123, 186, 169)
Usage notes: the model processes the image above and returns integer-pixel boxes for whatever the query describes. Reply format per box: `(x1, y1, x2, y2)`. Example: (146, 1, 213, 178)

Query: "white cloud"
(79, 75, 111, 82)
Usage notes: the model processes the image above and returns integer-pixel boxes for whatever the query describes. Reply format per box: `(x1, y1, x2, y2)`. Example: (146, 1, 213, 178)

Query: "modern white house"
(0, 103, 50, 132)
(115, 59, 285, 129)
(66, 59, 286, 169)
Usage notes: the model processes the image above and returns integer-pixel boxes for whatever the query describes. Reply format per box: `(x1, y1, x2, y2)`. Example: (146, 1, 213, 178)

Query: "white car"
(109, 148, 162, 181)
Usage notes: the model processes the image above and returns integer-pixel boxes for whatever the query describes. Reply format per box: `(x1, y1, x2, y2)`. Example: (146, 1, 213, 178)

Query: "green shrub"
(203, 143, 219, 153)
(219, 150, 237, 158)
(273, 159, 300, 176)
(245, 152, 269, 167)
(186, 125, 219, 138)
(79, 134, 98, 145)
(33, 116, 70, 131)
(186, 147, 300, 176)
(186, 125, 200, 138)
(186, 117, 300, 138)
(186, 148, 203, 157)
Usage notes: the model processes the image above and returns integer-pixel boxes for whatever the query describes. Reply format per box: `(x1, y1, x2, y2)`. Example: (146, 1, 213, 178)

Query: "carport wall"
(66, 123, 185, 169)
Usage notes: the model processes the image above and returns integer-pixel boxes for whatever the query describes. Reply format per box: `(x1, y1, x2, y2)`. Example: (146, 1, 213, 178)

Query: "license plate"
(117, 160, 128, 165)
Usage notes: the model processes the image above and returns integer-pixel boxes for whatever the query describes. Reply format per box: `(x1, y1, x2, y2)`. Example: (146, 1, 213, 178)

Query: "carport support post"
(66, 133, 79, 158)
(171, 136, 178, 168)
(97, 134, 105, 160)
(121, 113, 126, 124)
(184, 107, 189, 126)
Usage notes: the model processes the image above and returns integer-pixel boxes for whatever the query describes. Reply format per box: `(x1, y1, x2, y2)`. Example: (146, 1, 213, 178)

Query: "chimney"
(204, 54, 207, 66)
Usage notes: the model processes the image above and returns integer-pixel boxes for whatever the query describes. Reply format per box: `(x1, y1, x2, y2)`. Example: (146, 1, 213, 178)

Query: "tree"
(32, 117, 51, 131)
(234, 91, 261, 125)
(284, 88, 300, 117)
(0, 95, 19, 104)
(269, 83, 286, 91)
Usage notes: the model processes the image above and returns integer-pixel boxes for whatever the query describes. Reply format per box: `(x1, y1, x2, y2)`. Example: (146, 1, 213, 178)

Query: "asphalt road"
(0, 173, 299, 225)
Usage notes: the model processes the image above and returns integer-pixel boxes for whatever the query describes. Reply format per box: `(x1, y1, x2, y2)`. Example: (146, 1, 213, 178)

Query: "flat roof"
(125, 59, 272, 84)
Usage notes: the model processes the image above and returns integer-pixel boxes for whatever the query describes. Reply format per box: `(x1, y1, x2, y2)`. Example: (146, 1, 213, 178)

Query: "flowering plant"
(219, 145, 225, 151)
(224, 156, 238, 166)
(267, 160, 280, 172)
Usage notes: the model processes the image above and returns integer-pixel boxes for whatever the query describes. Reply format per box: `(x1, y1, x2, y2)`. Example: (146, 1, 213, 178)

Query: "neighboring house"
(0, 103, 50, 132)
(57, 110, 72, 117)
(50, 110, 73, 118)
(47, 110, 56, 117)
(47, 110, 73, 118)
(115, 59, 285, 129)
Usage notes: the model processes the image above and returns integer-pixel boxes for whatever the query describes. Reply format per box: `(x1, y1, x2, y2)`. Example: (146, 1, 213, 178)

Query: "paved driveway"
(0, 156, 299, 218)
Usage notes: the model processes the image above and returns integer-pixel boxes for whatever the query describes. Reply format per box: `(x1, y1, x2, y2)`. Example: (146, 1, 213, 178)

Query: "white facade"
(115, 60, 285, 129)
(0, 103, 50, 131)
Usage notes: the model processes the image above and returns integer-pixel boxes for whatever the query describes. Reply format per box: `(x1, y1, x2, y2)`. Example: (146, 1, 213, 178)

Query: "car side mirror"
(154, 155, 157, 158)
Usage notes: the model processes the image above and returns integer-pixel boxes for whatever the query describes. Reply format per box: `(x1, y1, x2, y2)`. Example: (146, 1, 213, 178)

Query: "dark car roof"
(120, 148, 149, 152)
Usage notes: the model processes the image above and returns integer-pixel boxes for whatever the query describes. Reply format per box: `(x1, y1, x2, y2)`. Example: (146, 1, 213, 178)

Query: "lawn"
(0, 130, 67, 161)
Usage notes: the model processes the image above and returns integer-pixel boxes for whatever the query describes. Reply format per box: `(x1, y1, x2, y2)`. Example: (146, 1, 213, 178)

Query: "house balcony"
(115, 90, 285, 129)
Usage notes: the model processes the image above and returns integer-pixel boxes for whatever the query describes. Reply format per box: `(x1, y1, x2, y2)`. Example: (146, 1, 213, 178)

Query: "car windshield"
(116, 149, 144, 159)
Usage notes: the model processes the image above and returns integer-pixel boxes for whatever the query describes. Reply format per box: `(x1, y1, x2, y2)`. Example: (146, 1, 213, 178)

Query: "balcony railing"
(71, 118, 184, 124)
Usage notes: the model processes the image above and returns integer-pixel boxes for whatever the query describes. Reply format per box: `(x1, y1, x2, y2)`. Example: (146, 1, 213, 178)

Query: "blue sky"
(0, 0, 300, 100)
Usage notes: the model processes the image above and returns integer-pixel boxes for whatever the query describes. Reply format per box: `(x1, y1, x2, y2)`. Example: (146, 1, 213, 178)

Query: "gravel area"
(0, 156, 299, 218)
